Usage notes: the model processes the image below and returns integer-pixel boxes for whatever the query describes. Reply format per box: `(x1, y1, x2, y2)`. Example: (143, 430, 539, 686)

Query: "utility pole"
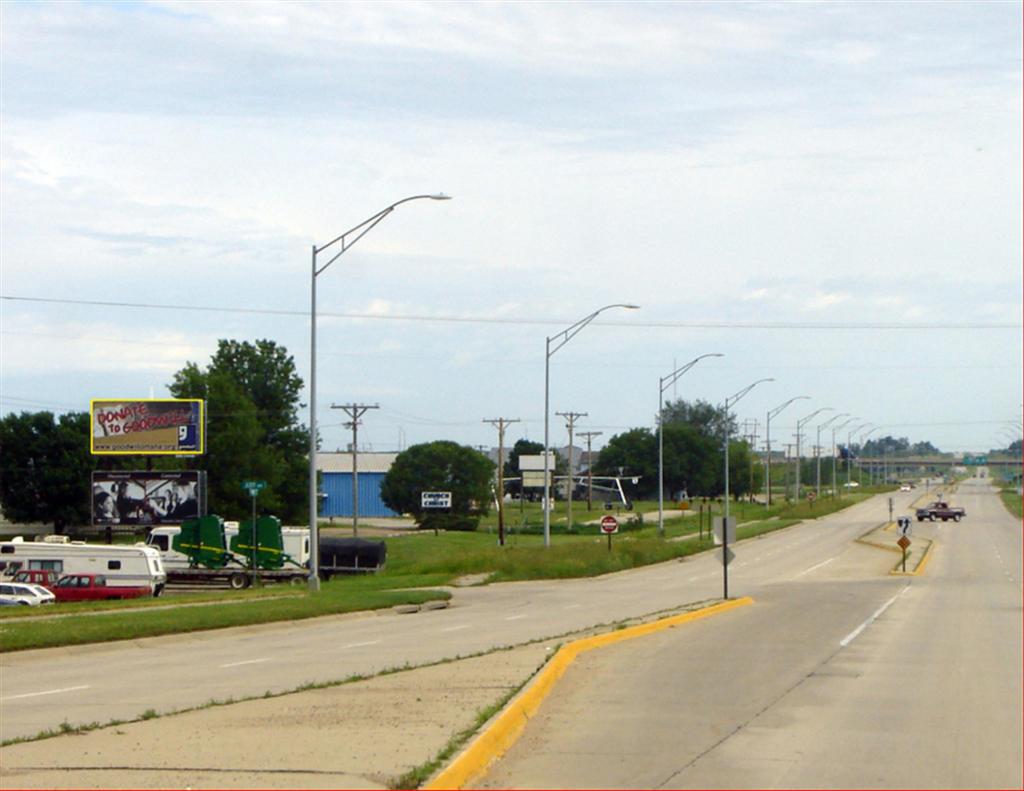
(742, 419, 759, 503)
(331, 403, 379, 538)
(557, 411, 587, 532)
(483, 417, 520, 546)
(578, 431, 603, 511)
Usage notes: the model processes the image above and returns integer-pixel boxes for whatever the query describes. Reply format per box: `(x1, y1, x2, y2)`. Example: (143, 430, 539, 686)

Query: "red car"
(52, 573, 152, 602)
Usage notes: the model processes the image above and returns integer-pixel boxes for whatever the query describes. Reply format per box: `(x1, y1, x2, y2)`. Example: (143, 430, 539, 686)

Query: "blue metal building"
(318, 452, 400, 518)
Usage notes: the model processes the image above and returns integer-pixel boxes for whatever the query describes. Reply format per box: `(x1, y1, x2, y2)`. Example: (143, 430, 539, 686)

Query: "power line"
(3, 294, 1019, 330)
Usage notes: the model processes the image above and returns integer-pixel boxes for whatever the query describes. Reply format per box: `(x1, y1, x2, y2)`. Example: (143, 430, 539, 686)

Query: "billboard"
(90, 399, 204, 455)
(92, 470, 206, 526)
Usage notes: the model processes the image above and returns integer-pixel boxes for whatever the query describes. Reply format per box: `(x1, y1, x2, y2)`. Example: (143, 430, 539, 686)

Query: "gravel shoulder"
(0, 642, 552, 790)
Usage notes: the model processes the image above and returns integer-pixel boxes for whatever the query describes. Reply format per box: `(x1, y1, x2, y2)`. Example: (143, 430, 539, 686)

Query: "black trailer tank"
(319, 537, 387, 578)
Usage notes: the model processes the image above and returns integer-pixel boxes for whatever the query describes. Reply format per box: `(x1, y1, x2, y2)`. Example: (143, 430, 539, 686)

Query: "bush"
(418, 513, 481, 532)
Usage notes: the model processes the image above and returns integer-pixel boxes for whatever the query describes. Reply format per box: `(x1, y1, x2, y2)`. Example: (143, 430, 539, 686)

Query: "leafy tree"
(503, 439, 545, 480)
(169, 339, 308, 523)
(592, 429, 657, 498)
(0, 412, 92, 532)
(380, 441, 494, 528)
(660, 398, 735, 439)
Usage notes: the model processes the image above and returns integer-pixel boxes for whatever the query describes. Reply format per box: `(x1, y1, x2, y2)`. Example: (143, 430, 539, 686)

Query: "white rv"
(0, 537, 166, 596)
(145, 524, 310, 571)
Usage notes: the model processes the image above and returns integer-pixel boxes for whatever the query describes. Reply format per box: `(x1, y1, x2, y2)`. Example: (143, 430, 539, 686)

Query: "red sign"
(600, 515, 619, 534)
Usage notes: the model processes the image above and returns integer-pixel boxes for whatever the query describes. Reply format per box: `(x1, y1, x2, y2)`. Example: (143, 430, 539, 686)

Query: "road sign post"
(600, 515, 619, 552)
(241, 480, 267, 588)
(897, 518, 912, 572)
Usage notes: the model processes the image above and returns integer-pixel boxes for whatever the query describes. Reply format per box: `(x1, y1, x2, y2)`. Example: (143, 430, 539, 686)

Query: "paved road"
(0, 489, 948, 743)
(478, 476, 1022, 789)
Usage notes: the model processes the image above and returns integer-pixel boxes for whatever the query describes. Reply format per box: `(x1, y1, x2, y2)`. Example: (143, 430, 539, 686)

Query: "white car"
(0, 582, 54, 606)
(899, 483, 912, 492)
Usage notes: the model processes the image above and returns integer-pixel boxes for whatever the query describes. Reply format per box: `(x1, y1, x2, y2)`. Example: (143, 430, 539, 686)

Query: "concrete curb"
(424, 596, 755, 790)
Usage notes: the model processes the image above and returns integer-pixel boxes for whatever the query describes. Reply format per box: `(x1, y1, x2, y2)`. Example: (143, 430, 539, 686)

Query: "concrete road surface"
(477, 476, 1022, 789)
(1, 490, 903, 742)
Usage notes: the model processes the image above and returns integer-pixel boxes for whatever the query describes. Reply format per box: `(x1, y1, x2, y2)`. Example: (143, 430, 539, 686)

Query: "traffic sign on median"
(897, 535, 911, 550)
(600, 515, 619, 534)
(719, 547, 736, 567)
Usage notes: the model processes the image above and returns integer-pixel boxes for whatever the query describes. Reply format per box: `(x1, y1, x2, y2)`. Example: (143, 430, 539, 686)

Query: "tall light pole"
(765, 396, 809, 508)
(856, 425, 879, 484)
(544, 304, 640, 547)
(816, 413, 848, 497)
(846, 422, 871, 489)
(795, 408, 832, 501)
(658, 353, 723, 538)
(722, 378, 773, 600)
(832, 417, 857, 497)
(309, 194, 450, 589)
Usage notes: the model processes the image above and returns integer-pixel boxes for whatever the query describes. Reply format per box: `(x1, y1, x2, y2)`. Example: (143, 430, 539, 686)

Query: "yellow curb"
(890, 538, 935, 576)
(424, 596, 755, 790)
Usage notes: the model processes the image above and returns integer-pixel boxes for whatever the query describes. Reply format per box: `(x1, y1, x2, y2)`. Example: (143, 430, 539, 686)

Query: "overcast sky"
(1, 0, 1021, 457)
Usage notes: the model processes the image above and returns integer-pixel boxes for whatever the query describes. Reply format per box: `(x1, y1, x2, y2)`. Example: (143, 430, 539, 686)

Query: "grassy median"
(0, 492, 874, 652)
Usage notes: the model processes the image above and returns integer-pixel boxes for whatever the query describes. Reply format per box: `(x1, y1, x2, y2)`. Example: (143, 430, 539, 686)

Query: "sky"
(1, 0, 1021, 459)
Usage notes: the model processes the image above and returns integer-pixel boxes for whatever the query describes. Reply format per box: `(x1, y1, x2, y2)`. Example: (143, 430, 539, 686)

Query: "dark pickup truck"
(915, 501, 966, 522)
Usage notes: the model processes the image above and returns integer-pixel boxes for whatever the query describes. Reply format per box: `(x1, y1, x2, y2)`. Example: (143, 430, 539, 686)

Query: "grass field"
(0, 490, 878, 652)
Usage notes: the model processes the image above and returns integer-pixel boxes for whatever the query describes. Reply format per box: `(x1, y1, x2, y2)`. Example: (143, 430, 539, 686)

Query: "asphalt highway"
(2, 479, 1013, 791)
(477, 476, 1022, 789)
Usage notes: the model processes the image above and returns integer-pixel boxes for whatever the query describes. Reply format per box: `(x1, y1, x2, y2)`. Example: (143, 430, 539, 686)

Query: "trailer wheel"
(289, 575, 306, 587)
(228, 573, 249, 590)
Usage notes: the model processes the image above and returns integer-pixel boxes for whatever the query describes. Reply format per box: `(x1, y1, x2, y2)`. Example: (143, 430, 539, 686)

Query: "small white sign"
(421, 491, 452, 509)
(712, 516, 737, 546)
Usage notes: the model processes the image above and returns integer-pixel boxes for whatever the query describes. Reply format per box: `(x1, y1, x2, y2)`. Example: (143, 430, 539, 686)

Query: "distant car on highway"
(899, 483, 912, 492)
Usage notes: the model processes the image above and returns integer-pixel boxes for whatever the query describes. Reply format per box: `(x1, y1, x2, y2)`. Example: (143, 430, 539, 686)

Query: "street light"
(544, 304, 640, 547)
(308, 194, 451, 589)
(858, 425, 879, 484)
(722, 378, 773, 600)
(846, 422, 871, 489)
(658, 353, 723, 538)
(816, 413, 849, 497)
(795, 408, 832, 501)
(765, 396, 809, 508)
(831, 417, 857, 497)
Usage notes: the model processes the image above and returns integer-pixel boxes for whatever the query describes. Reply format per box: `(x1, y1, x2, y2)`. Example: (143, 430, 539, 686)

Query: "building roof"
(317, 452, 399, 474)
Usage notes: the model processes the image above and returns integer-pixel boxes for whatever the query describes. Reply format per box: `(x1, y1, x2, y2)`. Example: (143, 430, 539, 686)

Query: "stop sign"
(600, 515, 619, 534)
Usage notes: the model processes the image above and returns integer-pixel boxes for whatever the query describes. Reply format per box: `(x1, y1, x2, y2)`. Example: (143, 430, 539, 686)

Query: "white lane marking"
(1, 685, 91, 702)
(220, 658, 271, 669)
(441, 624, 471, 633)
(792, 557, 836, 580)
(563, 603, 582, 610)
(504, 614, 528, 621)
(840, 586, 909, 648)
(342, 640, 381, 649)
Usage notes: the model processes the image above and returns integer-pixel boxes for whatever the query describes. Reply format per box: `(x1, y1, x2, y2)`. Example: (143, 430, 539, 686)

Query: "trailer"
(154, 515, 311, 589)
(0, 536, 166, 596)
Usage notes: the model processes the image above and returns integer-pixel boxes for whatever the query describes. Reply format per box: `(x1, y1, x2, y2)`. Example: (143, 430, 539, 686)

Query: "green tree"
(169, 340, 308, 522)
(592, 428, 657, 498)
(660, 398, 735, 439)
(0, 412, 92, 532)
(380, 441, 494, 528)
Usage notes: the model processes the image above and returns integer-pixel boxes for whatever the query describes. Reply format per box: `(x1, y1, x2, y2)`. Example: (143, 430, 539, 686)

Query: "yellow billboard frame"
(89, 398, 205, 455)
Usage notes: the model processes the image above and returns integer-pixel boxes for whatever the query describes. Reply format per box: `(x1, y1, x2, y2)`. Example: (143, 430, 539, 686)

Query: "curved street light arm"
(548, 303, 640, 357)
(819, 412, 850, 430)
(798, 407, 833, 429)
(768, 395, 809, 421)
(660, 353, 724, 395)
(315, 194, 452, 273)
(726, 378, 774, 409)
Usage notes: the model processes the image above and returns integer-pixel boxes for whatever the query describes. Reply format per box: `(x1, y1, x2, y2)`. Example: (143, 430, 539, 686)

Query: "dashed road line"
(840, 586, 909, 648)
(1, 685, 91, 702)
(220, 658, 271, 669)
